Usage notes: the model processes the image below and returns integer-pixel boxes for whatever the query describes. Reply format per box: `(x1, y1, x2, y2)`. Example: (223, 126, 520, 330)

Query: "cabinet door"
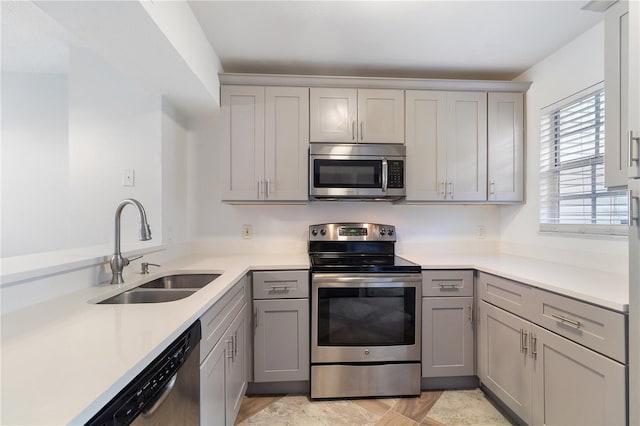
(488, 92, 524, 202)
(445, 92, 488, 201)
(405, 90, 447, 201)
(422, 297, 474, 377)
(201, 332, 228, 426)
(254, 299, 310, 382)
(630, 0, 640, 180)
(221, 86, 265, 201)
(225, 306, 247, 426)
(531, 325, 626, 426)
(358, 89, 405, 144)
(310, 88, 357, 142)
(605, 1, 630, 187)
(264, 87, 309, 201)
(478, 301, 532, 424)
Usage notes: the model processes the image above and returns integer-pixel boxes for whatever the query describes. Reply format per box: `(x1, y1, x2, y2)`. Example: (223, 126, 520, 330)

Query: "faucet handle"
(141, 262, 161, 274)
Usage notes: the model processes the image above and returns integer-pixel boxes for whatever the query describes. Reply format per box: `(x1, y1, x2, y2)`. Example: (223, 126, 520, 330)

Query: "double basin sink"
(98, 273, 221, 304)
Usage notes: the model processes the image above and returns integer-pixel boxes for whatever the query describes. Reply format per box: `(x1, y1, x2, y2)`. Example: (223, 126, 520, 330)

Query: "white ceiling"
(189, 0, 604, 80)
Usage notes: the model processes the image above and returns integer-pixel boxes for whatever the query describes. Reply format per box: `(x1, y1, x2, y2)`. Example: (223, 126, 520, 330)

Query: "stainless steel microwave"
(309, 144, 406, 200)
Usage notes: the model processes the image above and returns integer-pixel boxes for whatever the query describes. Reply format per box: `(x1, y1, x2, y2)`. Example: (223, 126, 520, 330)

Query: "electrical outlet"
(477, 225, 487, 239)
(242, 224, 252, 239)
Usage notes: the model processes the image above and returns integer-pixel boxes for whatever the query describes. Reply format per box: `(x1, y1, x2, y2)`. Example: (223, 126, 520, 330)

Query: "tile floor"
(235, 389, 514, 426)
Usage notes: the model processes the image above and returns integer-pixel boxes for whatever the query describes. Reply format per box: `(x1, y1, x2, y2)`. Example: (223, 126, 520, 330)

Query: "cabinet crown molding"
(219, 73, 531, 93)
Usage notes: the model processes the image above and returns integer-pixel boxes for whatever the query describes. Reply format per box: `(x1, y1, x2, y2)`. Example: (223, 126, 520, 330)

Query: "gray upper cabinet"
(605, 0, 630, 188)
(488, 92, 524, 202)
(221, 85, 309, 202)
(406, 90, 487, 201)
(310, 88, 404, 144)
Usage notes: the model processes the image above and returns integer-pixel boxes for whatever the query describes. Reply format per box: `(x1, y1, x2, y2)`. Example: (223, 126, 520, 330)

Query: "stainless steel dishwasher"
(87, 321, 201, 425)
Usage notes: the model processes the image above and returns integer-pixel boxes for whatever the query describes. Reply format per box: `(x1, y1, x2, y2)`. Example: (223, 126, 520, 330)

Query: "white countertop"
(0, 252, 628, 425)
(0, 253, 309, 425)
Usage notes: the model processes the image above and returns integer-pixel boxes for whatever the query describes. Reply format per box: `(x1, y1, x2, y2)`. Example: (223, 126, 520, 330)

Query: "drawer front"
(532, 288, 626, 363)
(422, 270, 474, 297)
(200, 277, 247, 361)
(477, 272, 534, 320)
(253, 270, 309, 299)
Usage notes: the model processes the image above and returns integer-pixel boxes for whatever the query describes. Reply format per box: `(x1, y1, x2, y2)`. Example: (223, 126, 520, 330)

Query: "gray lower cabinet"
(421, 270, 475, 379)
(478, 300, 533, 423)
(200, 277, 249, 426)
(421, 297, 474, 377)
(252, 270, 310, 383)
(253, 299, 310, 382)
(478, 300, 626, 425)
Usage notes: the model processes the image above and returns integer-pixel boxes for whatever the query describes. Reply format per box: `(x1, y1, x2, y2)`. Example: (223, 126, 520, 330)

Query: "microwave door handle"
(382, 158, 388, 192)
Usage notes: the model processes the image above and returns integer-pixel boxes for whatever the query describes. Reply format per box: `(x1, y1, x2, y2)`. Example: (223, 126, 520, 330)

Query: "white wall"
(1, 72, 69, 257)
(188, 113, 501, 256)
(500, 21, 628, 274)
(67, 47, 163, 250)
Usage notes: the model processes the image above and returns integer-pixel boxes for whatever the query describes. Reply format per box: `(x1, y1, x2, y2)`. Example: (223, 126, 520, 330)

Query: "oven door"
(311, 273, 422, 363)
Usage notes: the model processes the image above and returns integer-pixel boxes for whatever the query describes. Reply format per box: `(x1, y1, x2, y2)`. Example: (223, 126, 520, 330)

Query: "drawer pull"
(438, 283, 459, 289)
(551, 313, 581, 329)
(270, 284, 291, 291)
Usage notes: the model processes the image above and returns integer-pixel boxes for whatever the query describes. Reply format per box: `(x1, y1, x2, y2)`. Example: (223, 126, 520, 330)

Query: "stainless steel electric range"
(308, 223, 422, 399)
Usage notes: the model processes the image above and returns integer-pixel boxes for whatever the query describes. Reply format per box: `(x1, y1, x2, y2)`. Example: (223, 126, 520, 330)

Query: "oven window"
(317, 287, 416, 346)
(314, 160, 381, 188)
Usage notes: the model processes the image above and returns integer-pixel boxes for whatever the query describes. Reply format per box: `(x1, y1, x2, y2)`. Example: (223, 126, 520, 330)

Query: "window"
(540, 83, 628, 236)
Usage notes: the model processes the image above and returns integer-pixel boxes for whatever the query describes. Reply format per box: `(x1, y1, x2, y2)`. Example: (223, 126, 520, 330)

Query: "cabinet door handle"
(441, 181, 446, 199)
(254, 307, 258, 329)
(234, 331, 239, 357)
(490, 180, 495, 199)
(257, 179, 262, 199)
(551, 313, 581, 329)
(628, 130, 639, 167)
(265, 178, 271, 199)
(530, 333, 537, 359)
(227, 338, 234, 360)
(520, 329, 528, 354)
(352, 121, 356, 140)
(468, 305, 473, 323)
(360, 121, 364, 141)
(629, 189, 639, 226)
(448, 181, 454, 199)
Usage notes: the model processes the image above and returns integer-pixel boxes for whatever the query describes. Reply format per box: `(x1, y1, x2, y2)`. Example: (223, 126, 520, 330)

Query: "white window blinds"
(539, 83, 628, 236)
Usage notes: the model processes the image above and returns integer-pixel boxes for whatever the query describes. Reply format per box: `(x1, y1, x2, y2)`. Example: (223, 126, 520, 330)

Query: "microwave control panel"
(388, 160, 404, 188)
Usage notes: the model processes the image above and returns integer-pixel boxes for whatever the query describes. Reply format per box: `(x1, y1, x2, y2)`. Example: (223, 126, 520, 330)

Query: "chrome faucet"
(110, 198, 152, 284)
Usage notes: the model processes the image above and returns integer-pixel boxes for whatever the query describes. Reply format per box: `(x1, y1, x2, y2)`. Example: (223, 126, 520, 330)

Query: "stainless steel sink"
(98, 289, 197, 304)
(96, 273, 221, 304)
(138, 273, 220, 289)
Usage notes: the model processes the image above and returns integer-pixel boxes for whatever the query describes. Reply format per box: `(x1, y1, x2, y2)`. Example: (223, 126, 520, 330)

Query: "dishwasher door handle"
(140, 374, 178, 418)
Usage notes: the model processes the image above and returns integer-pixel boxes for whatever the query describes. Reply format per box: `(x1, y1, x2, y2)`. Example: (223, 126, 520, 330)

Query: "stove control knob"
(380, 228, 386, 236)
(388, 228, 394, 236)
(320, 228, 326, 236)
(311, 229, 318, 236)
(364, 349, 370, 355)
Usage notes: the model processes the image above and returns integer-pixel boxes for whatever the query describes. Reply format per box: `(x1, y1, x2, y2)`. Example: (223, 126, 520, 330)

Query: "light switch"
(123, 169, 135, 187)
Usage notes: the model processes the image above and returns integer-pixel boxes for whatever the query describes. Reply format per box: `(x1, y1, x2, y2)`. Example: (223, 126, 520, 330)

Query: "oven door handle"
(312, 273, 423, 284)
